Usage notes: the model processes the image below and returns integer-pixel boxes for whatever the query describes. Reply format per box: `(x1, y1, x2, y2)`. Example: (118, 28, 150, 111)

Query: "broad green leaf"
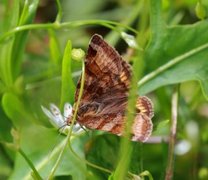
(9, 125, 87, 180)
(85, 134, 120, 179)
(2, 93, 33, 128)
(85, 134, 158, 179)
(139, 6, 208, 101)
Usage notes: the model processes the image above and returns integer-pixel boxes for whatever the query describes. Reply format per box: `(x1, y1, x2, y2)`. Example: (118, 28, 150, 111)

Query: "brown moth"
(68, 34, 154, 142)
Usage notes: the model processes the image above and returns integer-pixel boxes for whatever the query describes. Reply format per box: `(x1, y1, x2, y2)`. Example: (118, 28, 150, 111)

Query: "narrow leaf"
(60, 40, 76, 109)
(49, 29, 62, 65)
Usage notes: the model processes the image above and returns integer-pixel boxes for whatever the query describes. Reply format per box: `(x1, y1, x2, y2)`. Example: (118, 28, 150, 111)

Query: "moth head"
(41, 103, 84, 135)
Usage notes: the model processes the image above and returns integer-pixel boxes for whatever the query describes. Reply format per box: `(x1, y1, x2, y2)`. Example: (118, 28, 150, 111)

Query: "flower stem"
(0, 20, 138, 43)
(19, 148, 43, 180)
(165, 85, 179, 180)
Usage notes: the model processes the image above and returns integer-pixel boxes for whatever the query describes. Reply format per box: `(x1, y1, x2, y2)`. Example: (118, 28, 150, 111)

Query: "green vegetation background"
(0, 0, 208, 179)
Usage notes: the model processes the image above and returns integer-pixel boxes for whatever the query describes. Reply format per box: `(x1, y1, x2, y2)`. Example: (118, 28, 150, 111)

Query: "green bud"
(121, 32, 139, 49)
(195, 2, 207, 20)
(71, 48, 85, 61)
(11, 128, 20, 150)
(198, 168, 208, 179)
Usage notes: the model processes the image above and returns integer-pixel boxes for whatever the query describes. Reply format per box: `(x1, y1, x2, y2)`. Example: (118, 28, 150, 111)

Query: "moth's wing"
(131, 114, 153, 142)
(77, 96, 154, 142)
(131, 96, 154, 142)
(76, 96, 126, 136)
(136, 96, 154, 118)
(74, 34, 132, 105)
(73, 34, 154, 142)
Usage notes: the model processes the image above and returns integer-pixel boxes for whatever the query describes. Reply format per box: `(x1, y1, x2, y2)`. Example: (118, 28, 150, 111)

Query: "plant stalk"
(165, 85, 179, 180)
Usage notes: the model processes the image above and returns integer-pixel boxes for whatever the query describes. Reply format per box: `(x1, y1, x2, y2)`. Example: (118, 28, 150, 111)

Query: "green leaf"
(0, 0, 39, 86)
(11, 0, 39, 80)
(9, 125, 87, 180)
(139, 10, 208, 100)
(2, 93, 32, 128)
(0, 0, 20, 85)
(0, 148, 12, 179)
(153, 119, 170, 136)
(195, 1, 207, 20)
(0, 103, 12, 142)
(1, 0, 20, 33)
(60, 40, 76, 109)
(86, 134, 120, 179)
(49, 29, 62, 65)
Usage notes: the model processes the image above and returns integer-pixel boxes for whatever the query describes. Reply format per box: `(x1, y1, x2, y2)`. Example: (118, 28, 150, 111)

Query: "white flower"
(41, 103, 84, 135)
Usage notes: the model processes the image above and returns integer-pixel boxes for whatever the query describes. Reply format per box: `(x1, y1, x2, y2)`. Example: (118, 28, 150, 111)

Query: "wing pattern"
(70, 34, 153, 142)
